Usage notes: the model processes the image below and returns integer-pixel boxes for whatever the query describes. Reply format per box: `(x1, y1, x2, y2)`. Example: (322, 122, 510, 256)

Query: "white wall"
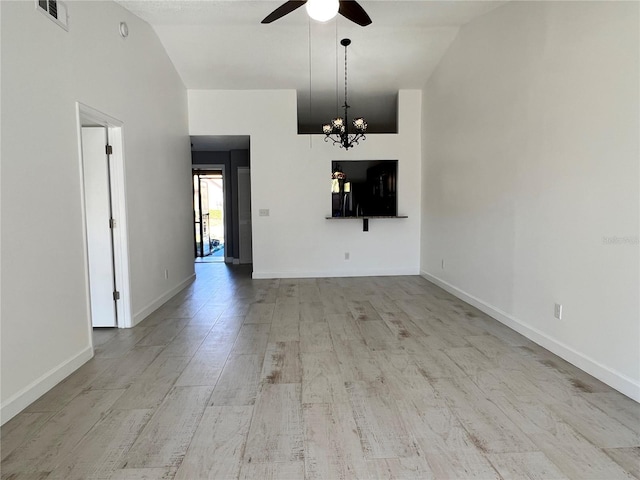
(421, 1, 639, 400)
(1, 0, 194, 423)
(188, 89, 422, 278)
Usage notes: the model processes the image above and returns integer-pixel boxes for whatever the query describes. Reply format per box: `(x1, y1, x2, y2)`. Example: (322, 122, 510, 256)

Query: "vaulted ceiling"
(116, 1, 505, 133)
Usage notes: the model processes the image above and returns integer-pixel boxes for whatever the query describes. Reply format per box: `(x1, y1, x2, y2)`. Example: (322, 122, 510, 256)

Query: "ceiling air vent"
(36, 0, 69, 31)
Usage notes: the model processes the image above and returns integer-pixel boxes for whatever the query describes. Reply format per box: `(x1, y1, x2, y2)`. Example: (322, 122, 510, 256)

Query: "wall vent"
(36, 0, 69, 31)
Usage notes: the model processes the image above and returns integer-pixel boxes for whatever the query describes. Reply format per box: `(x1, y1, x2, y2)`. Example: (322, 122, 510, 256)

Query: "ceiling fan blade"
(338, 0, 372, 26)
(261, 1, 307, 24)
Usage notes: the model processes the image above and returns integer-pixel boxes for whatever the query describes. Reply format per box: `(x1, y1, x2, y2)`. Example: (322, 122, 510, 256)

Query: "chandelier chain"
(344, 42, 348, 108)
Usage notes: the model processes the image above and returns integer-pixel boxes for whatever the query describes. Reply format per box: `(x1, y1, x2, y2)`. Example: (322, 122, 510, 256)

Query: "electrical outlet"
(259, 209, 270, 217)
(164, 269, 169, 280)
(345, 252, 350, 260)
(554, 303, 563, 320)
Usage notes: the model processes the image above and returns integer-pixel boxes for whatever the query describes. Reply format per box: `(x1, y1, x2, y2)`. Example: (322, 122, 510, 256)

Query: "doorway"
(193, 169, 226, 263)
(78, 103, 132, 329)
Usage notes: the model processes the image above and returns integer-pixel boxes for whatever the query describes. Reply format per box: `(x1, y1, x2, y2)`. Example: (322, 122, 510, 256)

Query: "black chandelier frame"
(322, 38, 367, 150)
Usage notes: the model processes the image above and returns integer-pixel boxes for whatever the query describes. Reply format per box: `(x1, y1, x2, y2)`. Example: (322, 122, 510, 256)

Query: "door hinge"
(105, 144, 113, 155)
(109, 218, 116, 229)
(113, 291, 120, 301)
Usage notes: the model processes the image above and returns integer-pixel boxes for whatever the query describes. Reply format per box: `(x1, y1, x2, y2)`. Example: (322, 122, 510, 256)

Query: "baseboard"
(1, 346, 93, 425)
(421, 270, 640, 403)
(132, 273, 196, 326)
(253, 267, 420, 280)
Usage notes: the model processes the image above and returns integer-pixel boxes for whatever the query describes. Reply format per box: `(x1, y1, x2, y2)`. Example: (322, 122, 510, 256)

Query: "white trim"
(421, 270, 640, 403)
(76, 103, 133, 329)
(1, 347, 93, 425)
(132, 273, 196, 326)
(252, 267, 420, 280)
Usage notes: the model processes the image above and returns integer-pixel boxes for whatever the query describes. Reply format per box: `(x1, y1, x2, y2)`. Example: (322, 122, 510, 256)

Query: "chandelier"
(322, 38, 367, 150)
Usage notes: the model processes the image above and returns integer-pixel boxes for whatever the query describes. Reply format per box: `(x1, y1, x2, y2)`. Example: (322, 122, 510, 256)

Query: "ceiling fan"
(262, 0, 372, 27)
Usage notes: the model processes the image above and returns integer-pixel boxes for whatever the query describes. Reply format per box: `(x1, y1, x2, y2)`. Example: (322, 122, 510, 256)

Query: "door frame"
(192, 164, 227, 262)
(237, 166, 253, 265)
(76, 102, 132, 329)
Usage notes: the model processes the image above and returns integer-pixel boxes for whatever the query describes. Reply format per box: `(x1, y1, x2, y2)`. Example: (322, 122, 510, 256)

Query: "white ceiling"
(116, 0, 505, 133)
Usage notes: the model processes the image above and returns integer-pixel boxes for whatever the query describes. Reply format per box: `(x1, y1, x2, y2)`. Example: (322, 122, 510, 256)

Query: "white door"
(237, 167, 252, 264)
(82, 127, 117, 327)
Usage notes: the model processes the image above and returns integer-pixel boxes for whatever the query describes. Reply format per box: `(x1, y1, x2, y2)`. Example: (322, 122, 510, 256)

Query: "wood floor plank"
(243, 383, 304, 464)
(299, 302, 324, 322)
(301, 352, 349, 404)
(136, 319, 189, 347)
(366, 456, 435, 480)
(357, 319, 398, 351)
(238, 461, 304, 480)
(108, 467, 177, 479)
(417, 318, 471, 348)
(158, 325, 211, 357)
(113, 356, 191, 410)
(174, 406, 252, 480)
(398, 401, 476, 454)
(298, 284, 321, 304)
(94, 328, 154, 358)
(231, 323, 270, 355)
(243, 303, 275, 324)
(411, 349, 467, 380)
(373, 351, 441, 406)
(25, 358, 118, 412)
(326, 313, 365, 344)
(530, 422, 636, 479)
(424, 450, 501, 479)
(210, 354, 262, 406)
(603, 447, 640, 479)
(260, 341, 302, 384)
(196, 315, 243, 354)
(90, 347, 164, 390)
(174, 349, 227, 387)
(347, 300, 383, 322)
(0, 473, 51, 480)
(486, 452, 570, 479)
(366, 293, 403, 314)
(345, 380, 419, 459)
(465, 334, 512, 359)
(0, 412, 55, 461)
(581, 391, 640, 436)
(124, 386, 213, 468)
(549, 396, 640, 448)
(187, 305, 224, 326)
(445, 346, 497, 379)
(300, 321, 333, 353)
(273, 302, 300, 320)
(333, 339, 383, 383)
(46, 409, 153, 480)
(269, 315, 300, 342)
(378, 311, 428, 340)
(452, 399, 537, 454)
(302, 402, 370, 480)
(1, 389, 125, 474)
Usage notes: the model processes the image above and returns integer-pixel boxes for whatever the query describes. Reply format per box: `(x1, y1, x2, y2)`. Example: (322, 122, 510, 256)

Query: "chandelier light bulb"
(306, 0, 339, 23)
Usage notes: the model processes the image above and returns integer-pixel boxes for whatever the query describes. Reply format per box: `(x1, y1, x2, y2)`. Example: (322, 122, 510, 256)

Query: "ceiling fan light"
(306, 0, 339, 23)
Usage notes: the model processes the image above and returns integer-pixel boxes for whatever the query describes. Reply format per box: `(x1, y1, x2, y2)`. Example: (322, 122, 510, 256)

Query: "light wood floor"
(2, 264, 639, 479)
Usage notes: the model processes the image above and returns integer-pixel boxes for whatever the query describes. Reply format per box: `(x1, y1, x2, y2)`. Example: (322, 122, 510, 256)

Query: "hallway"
(1, 264, 638, 479)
